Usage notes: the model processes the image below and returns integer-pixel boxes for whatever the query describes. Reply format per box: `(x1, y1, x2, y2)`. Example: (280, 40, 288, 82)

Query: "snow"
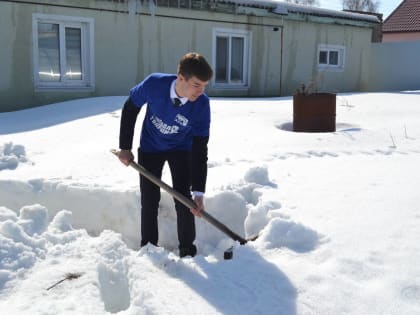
(272, 1, 381, 22)
(1, 92, 420, 314)
(221, 0, 380, 23)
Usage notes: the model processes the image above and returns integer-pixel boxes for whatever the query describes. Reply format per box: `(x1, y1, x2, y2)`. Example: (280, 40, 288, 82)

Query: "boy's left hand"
(190, 195, 204, 217)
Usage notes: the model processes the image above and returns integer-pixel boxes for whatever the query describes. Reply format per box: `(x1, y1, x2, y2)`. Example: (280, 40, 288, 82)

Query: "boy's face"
(177, 74, 208, 102)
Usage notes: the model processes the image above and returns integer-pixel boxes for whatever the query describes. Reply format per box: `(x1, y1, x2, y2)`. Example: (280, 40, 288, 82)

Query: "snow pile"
(0, 163, 299, 254)
(0, 205, 79, 290)
(244, 165, 276, 187)
(0, 201, 301, 314)
(0, 161, 318, 300)
(255, 218, 322, 252)
(0, 134, 313, 257)
(0, 142, 27, 170)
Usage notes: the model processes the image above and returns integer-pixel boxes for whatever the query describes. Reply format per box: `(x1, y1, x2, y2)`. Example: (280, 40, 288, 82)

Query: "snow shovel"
(111, 149, 256, 245)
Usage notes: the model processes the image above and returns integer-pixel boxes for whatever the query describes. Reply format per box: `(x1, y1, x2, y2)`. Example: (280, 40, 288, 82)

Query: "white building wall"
(364, 41, 420, 92)
(281, 19, 373, 95)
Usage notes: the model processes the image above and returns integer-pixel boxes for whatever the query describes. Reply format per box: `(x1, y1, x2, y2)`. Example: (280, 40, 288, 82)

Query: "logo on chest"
(150, 113, 189, 135)
(175, 114, 188, 127)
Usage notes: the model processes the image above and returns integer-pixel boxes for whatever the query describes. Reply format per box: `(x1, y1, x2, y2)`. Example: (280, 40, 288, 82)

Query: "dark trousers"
(138, 149, 195, 249)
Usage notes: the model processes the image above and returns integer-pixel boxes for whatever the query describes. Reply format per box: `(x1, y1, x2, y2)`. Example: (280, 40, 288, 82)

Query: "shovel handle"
(111, 149, 248, 244)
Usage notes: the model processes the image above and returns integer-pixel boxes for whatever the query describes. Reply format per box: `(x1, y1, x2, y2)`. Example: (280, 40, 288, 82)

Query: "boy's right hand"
(118, 150, 134, 166)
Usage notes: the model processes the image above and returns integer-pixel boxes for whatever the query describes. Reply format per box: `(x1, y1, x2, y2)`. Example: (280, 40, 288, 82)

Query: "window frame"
(212, 28, 251, 89)
(317, 44, 346, 71)
(32, 13, 95, 91)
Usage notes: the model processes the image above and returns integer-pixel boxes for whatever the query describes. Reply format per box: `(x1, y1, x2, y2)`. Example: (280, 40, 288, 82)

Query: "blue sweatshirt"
(129, 73, 210, 153)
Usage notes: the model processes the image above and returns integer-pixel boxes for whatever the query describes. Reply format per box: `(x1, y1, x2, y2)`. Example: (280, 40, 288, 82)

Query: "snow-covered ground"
(1, 92, 420, 314)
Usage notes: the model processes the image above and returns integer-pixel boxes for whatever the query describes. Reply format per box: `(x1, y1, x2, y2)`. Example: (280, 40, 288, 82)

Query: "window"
(317, 44, 345, 71)
(213, 28, 251, 88)
(32, 14, 94, 90)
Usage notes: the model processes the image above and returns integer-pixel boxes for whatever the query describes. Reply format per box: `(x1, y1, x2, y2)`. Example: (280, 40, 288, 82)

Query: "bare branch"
(342, 0, 380, 12)
(46, 272, 83, 291)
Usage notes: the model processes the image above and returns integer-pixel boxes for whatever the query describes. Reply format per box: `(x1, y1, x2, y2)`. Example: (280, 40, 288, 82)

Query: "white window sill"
(212, 84, 249, 90)
(34, 85, 95, 93)
(317, 66, 344, 72)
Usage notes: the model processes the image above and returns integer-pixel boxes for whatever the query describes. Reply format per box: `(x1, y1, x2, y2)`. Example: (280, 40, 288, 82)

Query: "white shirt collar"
(170, 79, 188, 105)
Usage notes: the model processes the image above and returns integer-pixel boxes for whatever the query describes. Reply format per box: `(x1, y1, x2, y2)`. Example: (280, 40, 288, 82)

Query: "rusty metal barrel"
(293, 93, 336, 132)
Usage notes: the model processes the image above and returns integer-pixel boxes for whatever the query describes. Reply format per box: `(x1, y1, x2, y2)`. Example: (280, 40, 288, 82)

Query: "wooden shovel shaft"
(111, 149, 248, 244)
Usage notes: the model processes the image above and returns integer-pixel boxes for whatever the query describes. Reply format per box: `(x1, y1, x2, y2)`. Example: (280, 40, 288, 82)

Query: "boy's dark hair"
(178, 52, 213, 82)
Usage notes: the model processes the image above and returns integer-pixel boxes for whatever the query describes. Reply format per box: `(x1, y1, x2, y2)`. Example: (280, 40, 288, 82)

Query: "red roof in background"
(383, 0, 420, 32)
